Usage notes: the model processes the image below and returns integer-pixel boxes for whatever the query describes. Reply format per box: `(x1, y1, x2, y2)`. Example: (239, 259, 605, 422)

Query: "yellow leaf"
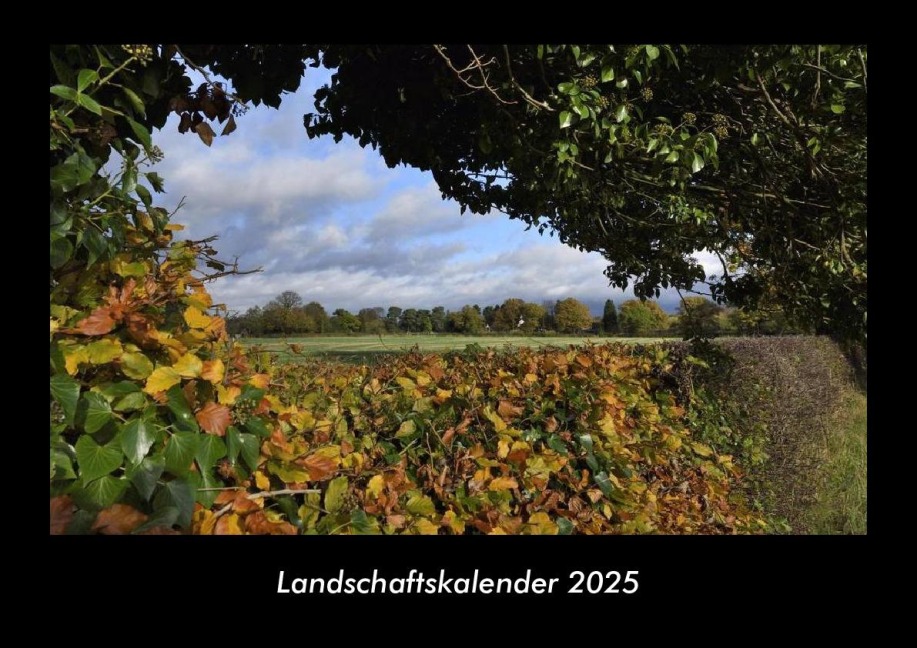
(50, 318, 60, 334)
(63, 345, 89, 375)
(86, 338, 124, 364)
(396, 420, 416, 438)
(172, 353, 203, 378)
(254, 471, 271, 490)
(144, 366, 182, 395)
(497, 437, 510, 459)
(183, 306, 212, 329)
(691, 442, 713, 457)
(249, 373, 270, 389)
(201, 358, 225, 384)
(487, 527, 507, 535)
(366, 474, 385, 499)
(525, 512, 558, 535)
(482, 406, 507, 433)
(216, 384, 241, 405)
(524, 373, 538, 384)
(413, 518, 440, 535)
(441, 510, 466, 534)
(120, 352, 154, 379)
(488, 477, 519, 491)
(164, 223, 185, 231)
(396, 376, 417, 391)
(215, 512, 244, 535)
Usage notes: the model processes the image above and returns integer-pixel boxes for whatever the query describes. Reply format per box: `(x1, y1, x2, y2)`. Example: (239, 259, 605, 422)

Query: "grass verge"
(805, 390, 867, 534)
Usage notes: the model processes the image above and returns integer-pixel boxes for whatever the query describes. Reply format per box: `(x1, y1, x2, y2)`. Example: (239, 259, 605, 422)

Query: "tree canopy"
(51, 43, 866, 342)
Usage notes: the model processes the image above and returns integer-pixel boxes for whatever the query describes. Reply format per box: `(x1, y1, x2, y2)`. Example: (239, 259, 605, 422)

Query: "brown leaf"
(66, 307, 116, 336)
(92, 504, 149, 535)
(194, 122, 215, 147)
(296, 453, 338, 481)
(50, 496, 75, 535)
(245, 510, 297, 535)
(214, 513, 244, 535)
(196, 401, 231, 436)
(214, 490, 238, 506)
(232, 492, 262, 515)
(497, 400, 523, 420)
(221, 114, 237, 136)
(178, 111, 192, 133)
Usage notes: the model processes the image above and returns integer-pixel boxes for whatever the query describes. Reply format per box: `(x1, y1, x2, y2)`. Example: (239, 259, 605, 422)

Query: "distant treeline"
(226, 291, 803, 338)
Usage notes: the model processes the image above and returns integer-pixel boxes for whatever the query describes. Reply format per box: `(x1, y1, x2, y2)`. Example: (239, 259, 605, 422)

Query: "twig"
(502, 45, 554, 111)
(173, 45, 245, 107)
(857, 49, 867, 92)
(811, 46, 821, 108)
(433, 44, 517, 106)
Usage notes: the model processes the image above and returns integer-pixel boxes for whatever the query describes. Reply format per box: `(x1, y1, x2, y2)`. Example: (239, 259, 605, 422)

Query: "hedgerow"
(50, 45, 850, 535)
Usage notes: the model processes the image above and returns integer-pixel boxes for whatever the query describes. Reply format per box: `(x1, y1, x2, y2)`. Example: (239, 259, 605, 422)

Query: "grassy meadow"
(240, 334, 674, 363)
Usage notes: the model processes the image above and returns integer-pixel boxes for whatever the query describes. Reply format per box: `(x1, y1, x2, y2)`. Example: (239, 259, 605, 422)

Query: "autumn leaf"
(489, 477, 519, 491)
(92, 504, 148, 535)
(248, 373, 270, 389)
(214, 513, 244, 535)
(246, 510, 297, 535)
(201, 358, 225, 384)
(144, 366, 181, 394)
(67, 306, 117, 336)
(497, 400, 523, 420)
(173, 353, 203, 378)
(183, 306, 212, 329)
(413, 518, 440, 535)
(253, 470, 271, 490)
(120, 351, 154, 379)
(86, 338, 123, 364)
(297, 452, 339, 481)
(366, 474, 386, 499)
(194, 122, 216, 147)
(221, 115, 237, 136)
(525, 512, 559, 535)
(216, 384, 241, 405)
(50, 496, 75, 535)
(196, 401, 231, 436)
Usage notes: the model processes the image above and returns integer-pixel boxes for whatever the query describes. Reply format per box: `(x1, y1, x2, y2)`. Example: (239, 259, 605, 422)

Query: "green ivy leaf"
(153, 478, 195, 529)
(645, 45, 660, 60)
(127, 117, 152, 148)
(81, 391, 113, 434)
(75, 435, 123, 482)
(614, 104, 628, 123)
(600, 66, 615, 82)
(559, 111, 573, 129)
(133, 506, 179, 534)
(164, 432, 200, 476)
(121, 419, 156, 465)
(195, 435, 227, 472)
(50, 236, 73, 269)
(50, 374, 81, 426)
(166, 385, 199, 433)
(73, 476, 128, 510)
(122, 87, 146, 117)
(129, 456, 164, 501)
(830, 104, 846, 114)
(691, 152, 705, 174)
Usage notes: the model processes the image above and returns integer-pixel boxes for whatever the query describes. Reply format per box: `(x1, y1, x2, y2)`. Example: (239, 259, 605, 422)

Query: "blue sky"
(147, 68, 716, 316)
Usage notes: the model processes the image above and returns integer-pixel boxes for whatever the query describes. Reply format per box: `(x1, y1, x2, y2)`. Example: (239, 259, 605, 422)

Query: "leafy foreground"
(52, 333, 768, 534)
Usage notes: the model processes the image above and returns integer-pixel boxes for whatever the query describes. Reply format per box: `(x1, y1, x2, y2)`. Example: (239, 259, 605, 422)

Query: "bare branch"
(502, 45, 554, 111)
(433, 45, 517, 106)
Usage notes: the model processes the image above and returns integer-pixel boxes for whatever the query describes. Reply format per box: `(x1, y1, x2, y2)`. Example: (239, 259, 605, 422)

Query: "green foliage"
(304, 44, 866, 342)
(677, 296, 723, 339)
(619, 299, 669, 336)
(553, 298, 593, 333)
(602, 299, 619, 334)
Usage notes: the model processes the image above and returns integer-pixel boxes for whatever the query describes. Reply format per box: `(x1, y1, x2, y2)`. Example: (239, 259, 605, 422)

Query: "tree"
(677, 296, 723, 338)
(304, 45, 866, 342)
(492, 298, 547, 334)
(271, 290, 303, 311)
(303, 302, 330, 333)
(331, 308, 361, 333)
(602, 300, 619, 335)
(448, 305, 485, 334)
(358, 307, 386, 334)
(385, 307, 402, 333)
(619, 300, 669, 336)
(431, 306, 447, 333)
(554, 298, 593, 333)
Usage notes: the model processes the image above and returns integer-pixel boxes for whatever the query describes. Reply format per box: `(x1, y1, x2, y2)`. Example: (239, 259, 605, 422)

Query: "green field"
(241, 334, 673, 363)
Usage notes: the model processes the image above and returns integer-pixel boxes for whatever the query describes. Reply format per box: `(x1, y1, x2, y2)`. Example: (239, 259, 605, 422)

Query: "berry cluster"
(122, 44, 155, 66)
(682, 112, 697, 125)
(640, 87, 654, 102)
(582, 74, 598, 89)
(712, 113, 730, 138)
(653, 123, 674, 137)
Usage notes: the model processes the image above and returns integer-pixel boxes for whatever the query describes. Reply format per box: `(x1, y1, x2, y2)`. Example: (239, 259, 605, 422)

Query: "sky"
(145, 68, 717, 316)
